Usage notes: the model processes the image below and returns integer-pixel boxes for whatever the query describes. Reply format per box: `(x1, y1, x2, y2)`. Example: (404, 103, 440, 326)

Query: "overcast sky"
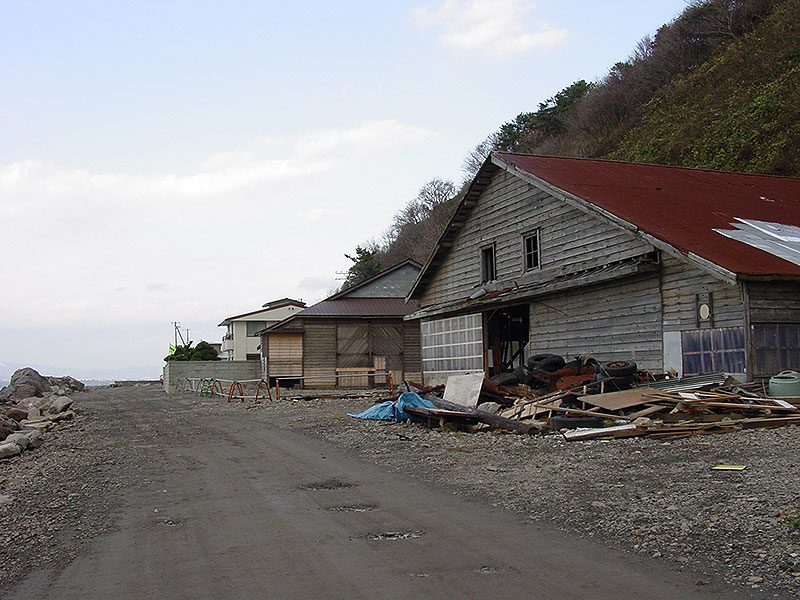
(0, 0, 686, 379)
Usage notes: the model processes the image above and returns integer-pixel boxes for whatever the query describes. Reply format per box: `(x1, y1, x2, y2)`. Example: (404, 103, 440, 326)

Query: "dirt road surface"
(1, 387, 764, 599)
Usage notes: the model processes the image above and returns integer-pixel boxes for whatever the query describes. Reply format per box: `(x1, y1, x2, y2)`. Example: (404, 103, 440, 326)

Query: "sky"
(0, 0, 687, 379)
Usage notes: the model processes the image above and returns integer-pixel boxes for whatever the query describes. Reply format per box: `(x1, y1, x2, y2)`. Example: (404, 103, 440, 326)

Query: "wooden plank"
(578, 388, 654, 411)
(563, 424, 644, 441)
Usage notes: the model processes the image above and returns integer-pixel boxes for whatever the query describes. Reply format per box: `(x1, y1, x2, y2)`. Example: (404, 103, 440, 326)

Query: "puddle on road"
(300, 479, 355, 491)
(473, 566, 511, 575)
(326, 504, 377, 513)
(367, 531, 422, 541)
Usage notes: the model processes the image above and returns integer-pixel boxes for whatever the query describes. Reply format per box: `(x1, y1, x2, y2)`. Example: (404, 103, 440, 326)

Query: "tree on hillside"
(380, 178, 458, 266)
(340, 243, 383, 290)
(462, 80, 591, 180)
(462, 133, 498, 182)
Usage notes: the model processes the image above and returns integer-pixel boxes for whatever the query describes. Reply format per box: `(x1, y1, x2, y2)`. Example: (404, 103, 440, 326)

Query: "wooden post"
(276, 378, 281, 401)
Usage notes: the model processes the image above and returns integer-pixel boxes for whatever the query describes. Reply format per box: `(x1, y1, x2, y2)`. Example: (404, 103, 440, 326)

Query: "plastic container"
(768, 370, 800, 397)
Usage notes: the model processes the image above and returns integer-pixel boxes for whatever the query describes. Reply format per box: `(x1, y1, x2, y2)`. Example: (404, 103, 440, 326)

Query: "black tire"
(604, 375, 637, 390)
(489, 372, 518, 386)
(513, 365, 533, 386)
(537, 356, 566, 372)
(601, 360, 637, 377)
(550, 415, 605, 431)
(526, 354, 565, 371)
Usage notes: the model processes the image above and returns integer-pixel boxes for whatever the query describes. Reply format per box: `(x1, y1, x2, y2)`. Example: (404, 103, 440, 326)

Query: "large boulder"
(48, 396, 73, 414)
(25, 429, 44, 448)
(48, 376, 85, 392)
(10, 368, 51, 396)
(0, 413, 20, 438)
(3, 407, 29, 422)
(11, 383, 40, 399)
(5, 432, 29, 450)
(0, 442, 22, 459)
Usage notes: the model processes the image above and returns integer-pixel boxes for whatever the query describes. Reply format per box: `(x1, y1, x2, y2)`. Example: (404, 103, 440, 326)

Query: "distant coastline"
(0, 378, 112, 389)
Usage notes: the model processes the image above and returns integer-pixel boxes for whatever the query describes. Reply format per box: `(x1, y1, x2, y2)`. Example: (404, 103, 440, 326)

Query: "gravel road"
(0, 385, 797, 598)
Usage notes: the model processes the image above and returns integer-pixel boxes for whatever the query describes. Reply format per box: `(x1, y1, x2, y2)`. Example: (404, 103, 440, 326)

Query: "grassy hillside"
(610, 0, 800, 175)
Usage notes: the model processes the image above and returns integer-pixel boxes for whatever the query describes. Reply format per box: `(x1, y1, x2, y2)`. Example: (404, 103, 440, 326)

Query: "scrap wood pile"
(510, 377, 800, 441)
(397, 361, 800, 441)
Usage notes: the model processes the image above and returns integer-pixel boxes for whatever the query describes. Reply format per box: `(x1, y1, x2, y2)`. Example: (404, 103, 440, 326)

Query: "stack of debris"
(391, 360, 800, 440)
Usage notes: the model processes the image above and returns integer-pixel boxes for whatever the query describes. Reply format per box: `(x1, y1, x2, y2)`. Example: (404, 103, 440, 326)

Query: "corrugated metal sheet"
(497, 153, 800, 277)
(300, 298, 419, 318)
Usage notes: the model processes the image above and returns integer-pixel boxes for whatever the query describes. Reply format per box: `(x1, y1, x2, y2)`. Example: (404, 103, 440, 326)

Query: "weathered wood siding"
(302, 319, 337, 388)
(745, 281, 800, 323)
(266, 332, 303, 377)
(420, 170, 654, 307)
(402, 320, 422, 382)
(661, 254, 745, 331)
(744, 281, 800, 379)
(529, 274, 663, 369)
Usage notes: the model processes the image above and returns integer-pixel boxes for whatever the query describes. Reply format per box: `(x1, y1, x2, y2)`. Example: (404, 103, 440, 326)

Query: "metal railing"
(176, 371, 395, 402)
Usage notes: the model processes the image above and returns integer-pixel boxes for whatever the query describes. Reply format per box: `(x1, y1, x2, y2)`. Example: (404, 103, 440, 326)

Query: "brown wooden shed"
(261, 261, 422, 388)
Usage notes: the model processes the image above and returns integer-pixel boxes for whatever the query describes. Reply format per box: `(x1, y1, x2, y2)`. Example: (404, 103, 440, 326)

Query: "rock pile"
(0, 367, 84, 459)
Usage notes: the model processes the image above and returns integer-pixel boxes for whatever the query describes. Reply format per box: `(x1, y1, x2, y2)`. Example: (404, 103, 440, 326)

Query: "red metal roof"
(496, 153, 800, 277)
(299, 297, 419, 318)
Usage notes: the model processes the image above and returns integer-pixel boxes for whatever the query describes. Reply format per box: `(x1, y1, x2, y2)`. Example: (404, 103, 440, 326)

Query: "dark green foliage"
(493, 80, 591, 152)
(341, 244, 383, 290)
(164, 341, 221, 362)
(192, 341, 222, 361)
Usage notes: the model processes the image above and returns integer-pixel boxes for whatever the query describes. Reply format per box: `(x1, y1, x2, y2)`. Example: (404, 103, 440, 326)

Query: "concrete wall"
(163, 361, 261, 394)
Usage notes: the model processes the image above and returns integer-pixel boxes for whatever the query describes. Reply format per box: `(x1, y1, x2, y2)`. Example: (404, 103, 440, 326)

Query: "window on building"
(421, 314, 484, 379)
(480, 245, 496, 283)
(245, 353, 261, 361)
(523, 231, 540, 271)
(681, 327, 746, 375)
(246, 321, 267, 336)
(752, 323, 800, 377)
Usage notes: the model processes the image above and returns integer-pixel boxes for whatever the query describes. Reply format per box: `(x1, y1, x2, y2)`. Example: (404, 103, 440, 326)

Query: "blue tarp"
(347, 392, 434, 422)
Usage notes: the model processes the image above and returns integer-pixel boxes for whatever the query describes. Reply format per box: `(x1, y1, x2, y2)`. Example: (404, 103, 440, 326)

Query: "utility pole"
(172, 321, 180, 347)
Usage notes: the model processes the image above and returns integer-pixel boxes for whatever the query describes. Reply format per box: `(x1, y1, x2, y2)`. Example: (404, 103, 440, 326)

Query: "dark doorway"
(483, 305, 529, 376)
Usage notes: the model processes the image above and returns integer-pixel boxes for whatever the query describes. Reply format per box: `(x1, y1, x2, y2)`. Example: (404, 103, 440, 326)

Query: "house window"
(523, 231, 540, 270)
(246, 321, 267, 336)
(752, 323, 800, 377)
(480, 245, 496, 283)
(681, 327, 746, 375)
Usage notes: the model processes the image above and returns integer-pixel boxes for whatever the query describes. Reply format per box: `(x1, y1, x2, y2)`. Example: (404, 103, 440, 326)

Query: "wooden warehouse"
(261, 261, 423, 388)
(406, 152, 800, 385)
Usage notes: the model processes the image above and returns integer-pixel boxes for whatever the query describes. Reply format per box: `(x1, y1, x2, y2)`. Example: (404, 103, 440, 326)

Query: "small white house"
(219, 298, 305, 361)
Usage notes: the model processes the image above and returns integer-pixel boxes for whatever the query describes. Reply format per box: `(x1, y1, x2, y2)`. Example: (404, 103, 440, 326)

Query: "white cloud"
(413, 0, 567, 58)
(0, 120, 435, 206)
(298, 207, 344, 222)
(0, 118, 437, 336)
(294, 120, 437, 157)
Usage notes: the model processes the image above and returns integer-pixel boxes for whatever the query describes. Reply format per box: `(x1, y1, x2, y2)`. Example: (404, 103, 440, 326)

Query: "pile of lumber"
(491, 375, 800, 441)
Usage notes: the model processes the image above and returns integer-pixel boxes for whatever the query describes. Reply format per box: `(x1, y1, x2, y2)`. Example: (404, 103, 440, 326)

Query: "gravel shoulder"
(1, 385, 798, 598)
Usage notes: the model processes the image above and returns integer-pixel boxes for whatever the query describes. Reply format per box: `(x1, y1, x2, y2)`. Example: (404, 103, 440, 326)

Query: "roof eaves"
(406, 158, 498, 301)
(328, 259, 422, 301)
